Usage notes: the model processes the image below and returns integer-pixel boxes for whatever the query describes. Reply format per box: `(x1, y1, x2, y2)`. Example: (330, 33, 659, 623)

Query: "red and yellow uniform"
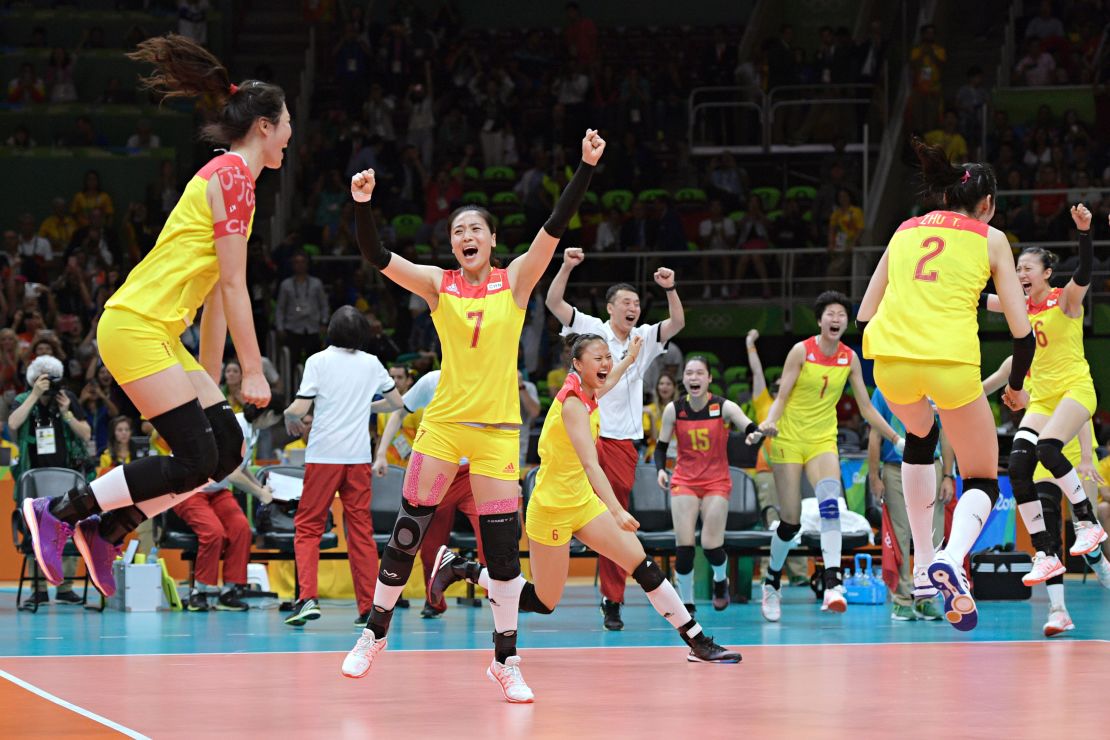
(769, 337, 850, 465)
(670, 394, 731, 497)
(526, 373, 608, 546)
(864, 210, 990, 409)
(377, 406, 424, 467)
(412, 267, 525, 480)
(1025, 287, 1096, 417)
(99, 153, 256, 384)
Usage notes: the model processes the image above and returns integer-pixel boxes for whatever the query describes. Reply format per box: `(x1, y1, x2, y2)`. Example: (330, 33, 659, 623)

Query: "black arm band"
(978, 293, 989, 310)
(744, 422, 760, 437)
(855, 318, 868, 333)
(355, 201, 393, 269)
(543, 160, 595, 238)
(1008, 331, 1036, 390)
(653, 442, 669, 473)
(1073, 230, 1092, 287)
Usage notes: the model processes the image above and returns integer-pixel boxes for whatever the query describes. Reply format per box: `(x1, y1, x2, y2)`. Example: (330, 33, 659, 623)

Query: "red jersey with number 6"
(670, 394, 731, 492)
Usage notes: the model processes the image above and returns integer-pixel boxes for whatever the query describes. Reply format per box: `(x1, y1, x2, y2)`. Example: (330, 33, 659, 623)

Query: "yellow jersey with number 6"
(864, 210, 990, 366)
(778, 337, 852, 446)
(423, 267, 525, 425)
(1026, 287, 1091, 400)
(534, 373, 600, 508)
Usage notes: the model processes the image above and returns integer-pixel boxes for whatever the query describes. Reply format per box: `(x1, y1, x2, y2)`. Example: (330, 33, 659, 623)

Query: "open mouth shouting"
(1020, 279, 1031, 295)
(462, 245, 479, 259)
(827, 323, 843, 337)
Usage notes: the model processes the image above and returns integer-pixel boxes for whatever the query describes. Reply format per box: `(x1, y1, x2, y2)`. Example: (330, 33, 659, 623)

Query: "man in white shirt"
(545, 247, 685, 630)
(17, 213, 53, 264)
(282, 307, 404, 628)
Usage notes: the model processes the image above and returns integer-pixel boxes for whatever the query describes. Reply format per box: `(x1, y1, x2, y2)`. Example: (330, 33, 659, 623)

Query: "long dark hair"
(564, 333, 606, 365)
(128, 34, 285, 146)
(911, 136, 996, 213)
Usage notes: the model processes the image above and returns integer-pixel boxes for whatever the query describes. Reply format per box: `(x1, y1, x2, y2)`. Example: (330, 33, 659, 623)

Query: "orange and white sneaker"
(341, 630, 386, 678)
(760, 583, 781, 622)
(1022, 551, 1066, 586)
(1042, 606, 1074, 638)
(1069, 521, 1108, 557)
(821, 585, 847, 613)
(487, 656, 534, 703)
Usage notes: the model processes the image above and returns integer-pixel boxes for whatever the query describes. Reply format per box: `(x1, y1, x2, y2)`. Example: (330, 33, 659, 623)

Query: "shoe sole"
(1022, 561, 1067, 586)
(928, 560, 977, 631)
(712, 600, 729, 612)
(284, 608, 321, 626)
(686, 652, 742, 664)
(22, 499, 63, 586)
(214, 605, 248, 612)
(1068, 529, 1108, 557)
(760, 594, 781, 623)
(823, 597, 847, 613)
(486, 667, 534, 703)
(427, 545, 452, 609)
(1043, 622, 1075, 637)
(341, 659, 373, 679)
(72, 525, 114, 597)
(891, 613, 915, 621)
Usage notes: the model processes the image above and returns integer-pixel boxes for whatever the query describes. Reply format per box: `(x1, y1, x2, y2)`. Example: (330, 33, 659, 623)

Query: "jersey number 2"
(913, 236, 945, 282)
(466, 310, 484, 348)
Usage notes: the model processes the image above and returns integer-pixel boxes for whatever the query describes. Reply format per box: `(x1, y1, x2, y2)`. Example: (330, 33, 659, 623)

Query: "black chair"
(12, 467, 92, 611)
(723, 466, 773, 552)
(255, 466, 339, 552)
(370, 464, 406, 549)
(629, 463, 676, 556)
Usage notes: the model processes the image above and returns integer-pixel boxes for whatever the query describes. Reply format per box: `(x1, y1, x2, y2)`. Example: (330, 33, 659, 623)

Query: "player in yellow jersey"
(858, 138, 1035, 631)
(22, 35, 289, 599)
(753, 291, 903, 618)
(342, 130, 606, 703)
(427, 333, 741, 666)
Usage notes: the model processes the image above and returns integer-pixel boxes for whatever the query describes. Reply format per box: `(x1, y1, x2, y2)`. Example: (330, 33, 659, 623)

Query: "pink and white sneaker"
(1042, 606, 1074, 638)
(821, 585, 847, 613)
(341, 630, 386, 678)
(1069, 521, 1108, 557)
(487, 656, 534, 703)
(1022, 552, 1066, 586)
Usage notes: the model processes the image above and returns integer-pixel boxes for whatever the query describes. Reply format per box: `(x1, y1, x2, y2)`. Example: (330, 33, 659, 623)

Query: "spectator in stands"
(594, 207, 624, 252)
(5, 125, 36, 149)
(148, 160, 182, 223)
(619, 66, 652, 134)
(909, 24, 946, 133)
(1015, 38, 1057, 86)
(651, 196, 686, 252)
(364, 314, 400, 363)
(1024, 0, 1065, 40)
(80, 362, 119, 452)
(642, 373, 677, 464)
(97, 416, 136, 473)
(17, 214, 54, 269)
(621, 199, 650, 251)
(518, 369, 540, 468)
(7, 63, 46, 104)
(71, 171, 114, 227)
(1032, 163, 1067, 239)
(826, 188, 864, 293)
(813, 161, 859, 228)
(424, 159, 467, 237)
(363, 83, 396, 143)
(178, 0, 210, 46)
(855, 19, 885, 85)
(275, 250, 330, 366)
(698, 199, 737, 298)
(312, 169, 347, 246)
(735, 194, 773, 300)
(1068, 171, 1102, 216)
(27, 26, 47, 48)
(126, 119, 162, 150)
(84, 27, 106, 50)
(67, 116, 109, 149)
(564, 2, 598, 65)
(925, 110, 969, 164)
(0, 329, 27, 395)
(707, 153, 746, 211)
(998, 168, 1034, 236)
(221, 358, 246, 413)
(39, 198, 76, 256)
(67, 208, 117, 267)
(955, 66, 989, 148)
(122, 202, 158, 263)
(51, 256, 95, 319)
(98, 77, 133, 105)
(46, 47, 77, 103)
(405, 70, 436, 169)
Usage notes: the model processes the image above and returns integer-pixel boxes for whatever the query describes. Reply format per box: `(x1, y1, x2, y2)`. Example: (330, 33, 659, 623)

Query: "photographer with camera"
(10, 355, 92, 610)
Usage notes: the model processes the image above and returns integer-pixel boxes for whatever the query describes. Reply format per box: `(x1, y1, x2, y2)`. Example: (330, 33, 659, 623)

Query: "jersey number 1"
(913, 236, 945, 282)
(466, 310, 484, 348)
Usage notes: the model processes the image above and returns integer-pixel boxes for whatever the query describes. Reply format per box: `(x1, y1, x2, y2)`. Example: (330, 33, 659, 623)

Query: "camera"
(43, 377, 62, 402)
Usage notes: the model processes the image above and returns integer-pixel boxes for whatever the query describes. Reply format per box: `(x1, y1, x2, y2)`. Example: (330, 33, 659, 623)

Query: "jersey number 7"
(466, 310, 484, 348)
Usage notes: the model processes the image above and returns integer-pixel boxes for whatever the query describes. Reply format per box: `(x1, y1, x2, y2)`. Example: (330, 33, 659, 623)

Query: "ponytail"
(911, 136, 996, 214)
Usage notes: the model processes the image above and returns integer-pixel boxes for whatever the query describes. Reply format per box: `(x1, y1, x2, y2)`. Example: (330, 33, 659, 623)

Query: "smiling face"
(224, 362, 242, 387)
(655, 374, 676, 404)
(1016, 253, 1051, 296)
(450, 210, 495, 272)
(389, 366, 413, 393)
(573, 338, 613, 393)
(819, 301, 848, 342)
(261, 104, 293, 169)
(682, 359, 711, 399)
(606, 289, 640, 334)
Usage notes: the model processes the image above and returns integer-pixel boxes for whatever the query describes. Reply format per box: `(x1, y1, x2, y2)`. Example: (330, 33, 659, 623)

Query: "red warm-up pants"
(175, 490, 251, 586)
(294, 463, 378, 614)
(420, 464, 486, 611)
(596, 437, 639, 603)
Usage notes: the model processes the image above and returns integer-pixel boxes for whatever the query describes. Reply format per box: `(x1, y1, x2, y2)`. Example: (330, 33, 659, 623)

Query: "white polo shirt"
(561, 309, 666, 440)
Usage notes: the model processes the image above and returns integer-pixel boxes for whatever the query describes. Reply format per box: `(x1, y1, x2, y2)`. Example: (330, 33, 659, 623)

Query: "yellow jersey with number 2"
(778, 337, 852, 446)
(864, 210, 990, 366)
(423, 267, 525, 425)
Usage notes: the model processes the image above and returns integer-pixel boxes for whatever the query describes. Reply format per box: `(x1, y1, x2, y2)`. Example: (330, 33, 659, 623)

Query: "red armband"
(212, 165, 255, 240)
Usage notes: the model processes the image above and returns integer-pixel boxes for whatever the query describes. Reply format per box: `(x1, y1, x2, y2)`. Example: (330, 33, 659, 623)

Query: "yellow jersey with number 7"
(423, 267, 525, 425)
(778, 337, 852, 446)
(864, 210, 990, 366)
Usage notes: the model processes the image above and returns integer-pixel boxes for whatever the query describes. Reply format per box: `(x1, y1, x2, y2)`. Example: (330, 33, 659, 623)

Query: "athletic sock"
(675, 569, 694, 604)
(704, 546, 728, 583)
(768, 531, 793, 573)
(644, 580, 695, 631)
(764, 567, 783, 590)
(1046, 582, 1065, 610)
(901, 462, 938, 570)
(710, 563, 727, 583)
(487, 574, 525, 635)
(477, 567, 490, 589)
(1072, 499, 1098, 524)
(946, 488, 993, 561)
(1056, 469, 1085, 505)
(1018, 501, 1047, 535)
(819, 530, 842, 581)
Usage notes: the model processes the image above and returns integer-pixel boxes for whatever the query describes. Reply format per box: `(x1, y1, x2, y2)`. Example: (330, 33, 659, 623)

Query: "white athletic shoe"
(912, 567, 938, 599)
(760, 583, 781, 622)
(1023, 552, 1066, 586)
(487, 656, 534, 703)
(1043, 606, 1075, 638)
(341, 629, 386, 678)
(1069, 521, 1108, 557)
(821, 585, 847, 613)
(1091, 556, 1110, 589)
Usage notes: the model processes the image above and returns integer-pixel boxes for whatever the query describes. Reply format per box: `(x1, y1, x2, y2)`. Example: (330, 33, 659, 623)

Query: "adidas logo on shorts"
(503, 462, 516, 474)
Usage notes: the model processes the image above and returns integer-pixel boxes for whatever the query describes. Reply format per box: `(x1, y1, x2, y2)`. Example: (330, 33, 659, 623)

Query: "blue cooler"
(844, 554, 886, 604)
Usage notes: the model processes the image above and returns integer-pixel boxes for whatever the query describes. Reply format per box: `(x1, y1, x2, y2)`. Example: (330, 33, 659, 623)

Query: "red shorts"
(670, 481, 731, 499)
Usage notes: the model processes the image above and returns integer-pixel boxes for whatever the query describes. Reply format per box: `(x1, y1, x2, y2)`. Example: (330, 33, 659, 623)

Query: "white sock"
(372, 581, 405, 610)
(769, 531, 794, 573)
(1017, 501, 1047, 535)
(710, 562, 728, 583)
(946, 488, 993, 560)
(820, 530, 842, 575)
(89, 466, 134, 511)
(478, 568, 490, 590)
(902, 462, 938, 571)
(1056, 469, 1087, 505)
(644, 581, 700, 634)
(675, 569, 694, 603)
(1046, 583, 1065, 610)
(487, 575, 525, 634)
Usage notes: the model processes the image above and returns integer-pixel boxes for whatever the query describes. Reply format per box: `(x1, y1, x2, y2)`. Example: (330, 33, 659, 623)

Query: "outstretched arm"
(982, 356, 1013, 397)
(746, 329, 766, 398)
(1060, 203, 1093, 314)
(655, 267, 685, 342)
(545, 247, 583, 326)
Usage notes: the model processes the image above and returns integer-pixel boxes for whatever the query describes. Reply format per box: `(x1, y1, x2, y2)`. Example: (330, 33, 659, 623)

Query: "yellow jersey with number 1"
(423, 267, 525, 425)
(1026, 287, 1091, 400)
(778, 337, 852, 446)
(864, 210, 990, 366)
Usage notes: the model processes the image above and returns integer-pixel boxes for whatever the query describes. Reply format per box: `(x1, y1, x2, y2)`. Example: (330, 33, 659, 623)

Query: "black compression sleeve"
(543, 161, 596, 238)
(978, 293, 989, 311)
(744, 422, 760, 437)
(1073, 230, 1092, 287)
(354, 201, 392, 269)
(653, 441, 669, 473)
(1009, 332, 1036, 390)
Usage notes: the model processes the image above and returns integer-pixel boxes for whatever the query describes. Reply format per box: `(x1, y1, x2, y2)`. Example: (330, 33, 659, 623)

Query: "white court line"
(0, 668, 149, 739)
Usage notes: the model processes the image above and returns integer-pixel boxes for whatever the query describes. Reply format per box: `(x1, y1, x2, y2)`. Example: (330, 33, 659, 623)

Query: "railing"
(997, 0, 1021, 88)
(269, 27, 316, 247)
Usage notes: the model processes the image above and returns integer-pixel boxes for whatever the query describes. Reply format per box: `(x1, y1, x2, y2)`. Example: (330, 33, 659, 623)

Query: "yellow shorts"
(412, 418, 520, 481)
(525, 494, 608, 546)
(1026, 384, 1097, 418)
(767, 437, 837, 465)
(872, 358, 982, 410)
(97, 307, 203, 385)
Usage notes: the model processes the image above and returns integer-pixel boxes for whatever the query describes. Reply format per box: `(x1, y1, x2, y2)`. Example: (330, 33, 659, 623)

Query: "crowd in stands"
(1013, 0, 1107, 87)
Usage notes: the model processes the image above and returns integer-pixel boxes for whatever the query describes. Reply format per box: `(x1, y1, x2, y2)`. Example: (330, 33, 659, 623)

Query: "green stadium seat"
(514, 242, 530, 254)
(492, 191, 519, 205)
(723, 366, 749, 384)
(726, 382, 751, 400)
(693, 351, 721, 367)
(601, 189, 634, 212)
(675, 187, 708, 203)
(637, 188, 670, 203)
(709, 383, 724, 396)
(751, 186, 781, 210)
(764, 366, 784, 384)
(462, 191, 488, 205)
(414, 243, 433, 256)
(786, 185, 817, 202)
(451, 165, 481, 181)
(482, 165, 516, 182)
(391, 214, 423, 240)
(583, 191, 599, 206)
(502, 213, 527, 227)
(686, 240, 700, 251)
(729, 210, 746, 222)
(766, 209, 783, 222)
(494, 243, 510, 255)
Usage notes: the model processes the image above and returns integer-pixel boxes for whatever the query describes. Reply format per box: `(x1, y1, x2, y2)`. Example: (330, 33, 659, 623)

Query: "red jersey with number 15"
(670, 394, 731, 492)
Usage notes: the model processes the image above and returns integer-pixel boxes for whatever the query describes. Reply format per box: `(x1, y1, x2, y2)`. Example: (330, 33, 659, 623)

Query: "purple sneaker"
(22, 497, 72, 585)
(73, 516, 121, 597)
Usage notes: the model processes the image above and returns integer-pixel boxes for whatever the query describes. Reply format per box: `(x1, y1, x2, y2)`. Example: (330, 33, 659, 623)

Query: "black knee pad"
(1036, 481, 1063, 553)
(479, 512, 521, 581)
(632, 558, 665, 592)
(704, 546, 727, 567)
(205, 402, 245, 481)
(675, 545, 695, 574)
(519, 581, 554, 614)
(963, 477, 1000, 507)
(1036, 438, 1071, 479)
(387, 500, 436, 556)
(1008, 429, 1039, 505)
(775, 520, 801, 542)
(903, 420, 940, 465)
(129, 401, 217, 497)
